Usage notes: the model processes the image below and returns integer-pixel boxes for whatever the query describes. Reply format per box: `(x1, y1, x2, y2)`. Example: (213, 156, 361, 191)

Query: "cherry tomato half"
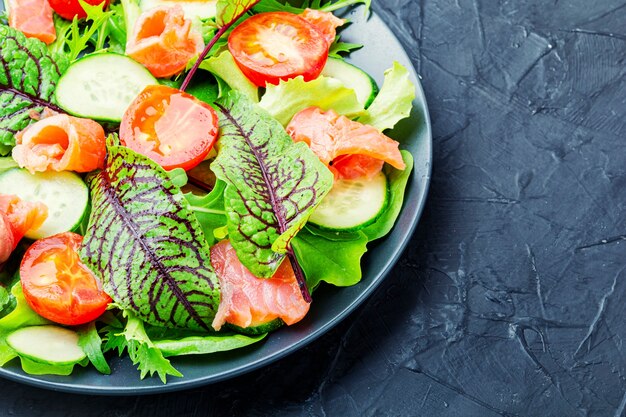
(228, 12, 330, 87)
(119, 85, 219, 171)
(48, 0, 110, 20)
(20, 232, 111, 326)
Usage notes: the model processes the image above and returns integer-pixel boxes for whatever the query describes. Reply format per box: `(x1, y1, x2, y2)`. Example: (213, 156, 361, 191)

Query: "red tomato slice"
(48, 0, 110, 20)
(228, 11, 330, 87)
(119, 85, 219, 171)
(20, 232, 111, 326)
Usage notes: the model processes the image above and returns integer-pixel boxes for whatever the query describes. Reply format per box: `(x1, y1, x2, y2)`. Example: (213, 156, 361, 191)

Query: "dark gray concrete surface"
(1, 0, 625, 416)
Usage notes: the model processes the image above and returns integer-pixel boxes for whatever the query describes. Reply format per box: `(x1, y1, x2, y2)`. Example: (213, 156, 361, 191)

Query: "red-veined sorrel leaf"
(216, 0, 260, 26)
(211, 91, 334, 299)
(0, 24, 68, 155)
(180, 0, 260, 91)
(79, 143, 220, 331)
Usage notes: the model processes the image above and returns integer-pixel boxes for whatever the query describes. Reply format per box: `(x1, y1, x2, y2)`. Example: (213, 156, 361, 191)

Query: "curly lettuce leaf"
(79, 144, 220, 331)
(212, 91, 333, 278)
(358, 62, 415, 132)
(0, 24, 68, 155)
(292, 226, 368, 289)
(362, 150, 414, 241)
(259, 75, 363, 126)
(104, 310, 182, 383)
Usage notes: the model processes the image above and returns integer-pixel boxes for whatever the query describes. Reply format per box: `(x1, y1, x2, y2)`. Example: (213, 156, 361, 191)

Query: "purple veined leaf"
(0, 25, 68, 155)
(180, 0, 260, 91)
(211, 91, 334, 302)
(79, 142, 220, 331)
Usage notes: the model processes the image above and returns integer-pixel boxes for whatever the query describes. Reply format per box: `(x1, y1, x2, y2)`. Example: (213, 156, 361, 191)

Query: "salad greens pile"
(0, 0, 418, 383)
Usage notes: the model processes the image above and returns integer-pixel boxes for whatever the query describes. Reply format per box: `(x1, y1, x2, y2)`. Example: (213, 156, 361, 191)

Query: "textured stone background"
(2, 0, 626, 416)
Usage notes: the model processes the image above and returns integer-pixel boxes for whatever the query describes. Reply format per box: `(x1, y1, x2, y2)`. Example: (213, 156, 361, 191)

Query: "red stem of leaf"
(287, 248, 312, 303)
(180, 2, 260, 92)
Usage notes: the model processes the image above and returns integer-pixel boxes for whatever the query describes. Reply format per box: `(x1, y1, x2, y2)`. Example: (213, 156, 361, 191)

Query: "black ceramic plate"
(0, 6, 432, 394)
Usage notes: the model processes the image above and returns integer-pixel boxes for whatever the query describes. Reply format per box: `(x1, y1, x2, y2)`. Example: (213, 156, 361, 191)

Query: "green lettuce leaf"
(79, 144, 220, 331)
(103, 310, 182, 383)
(153, 333, 266, 357)
(259, 75, 363, 126)
(362, 150, 414, 241)
(212, 91, 333, 278)
(0, 24, 68, 155)
(77, 321, 111, 375)
(185, 180, 228, 247)
(358, 62, 415, 132)
(0, 283, 52, 366)
(292, 226, 368, 289)
(19, 356, 88, 376)
(199, 51, 259, 102)
(0, 156, 17, 174)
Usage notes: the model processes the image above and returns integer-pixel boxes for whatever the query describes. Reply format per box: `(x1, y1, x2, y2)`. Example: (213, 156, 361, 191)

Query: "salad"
(0, 0, 416, 383)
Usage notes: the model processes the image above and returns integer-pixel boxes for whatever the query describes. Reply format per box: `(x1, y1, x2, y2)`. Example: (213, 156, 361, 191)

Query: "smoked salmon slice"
(126, 5, 204, 78)
(12, 114, 106, 174)
(286, 106, 406, 180)
(300, 8, 344, 46)
(0, 194, 47, 264)
(8, 0, 56, 44)
(210, 240, 310, 331)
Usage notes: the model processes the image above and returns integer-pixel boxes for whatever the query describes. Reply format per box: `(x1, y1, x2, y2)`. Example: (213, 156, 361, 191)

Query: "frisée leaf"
(212, 91, 333, 298)
(79, 142, 220, 331)
(0, 24, 68, 155)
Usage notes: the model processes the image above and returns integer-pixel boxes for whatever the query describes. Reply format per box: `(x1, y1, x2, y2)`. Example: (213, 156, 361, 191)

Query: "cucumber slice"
(140, 0, 217, 19)
(7, 326, 86, 365)
(55, 53, 157, 122)
(322, 57, 379, 108)
(309, 171, 388, 231)
(0, 169, 88, 239)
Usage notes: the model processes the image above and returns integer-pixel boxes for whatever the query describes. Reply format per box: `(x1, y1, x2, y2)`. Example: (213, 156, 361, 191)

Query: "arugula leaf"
(153, 333, 266, 357)
(79, 143, 220, 331)
(328, 39, 362, 58)
(199, 51, 258, 102)
(0, 286, 14, 320)
(53, 1, 116, 61)
(212, 91, 333, 280)
(259, 75, 363, 126)
(105, 310, 182, 383)
(358, 62, 415, 132)
(77, 321, 111, 375)
(0, 25, 68, 155)
(185, 180, 227, 247)
(292, 226, 368, 289)
(362, 150, 414, 241)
